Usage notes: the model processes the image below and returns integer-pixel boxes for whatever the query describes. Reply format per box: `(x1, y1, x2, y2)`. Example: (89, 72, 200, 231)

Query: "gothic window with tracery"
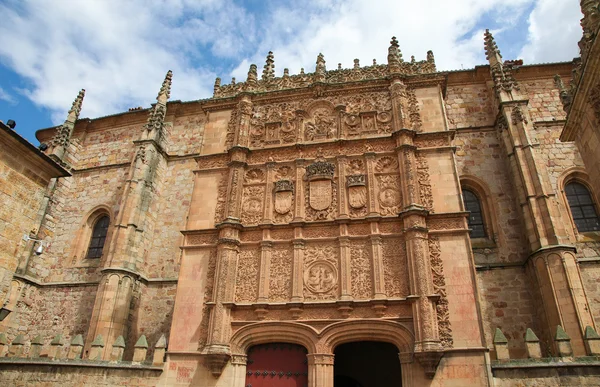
(565, 182, 600, 232)
(463, 189, 486, 238)
(86, 215, 109, 258)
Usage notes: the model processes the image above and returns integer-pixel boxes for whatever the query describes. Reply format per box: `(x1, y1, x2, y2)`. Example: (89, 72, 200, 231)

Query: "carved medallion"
(304, 261, 338, 294)
(274, 180, 294, 215)
(241, 186, 264, 225)
(377, 175, 402, 216)
(347, 175, 367, 209)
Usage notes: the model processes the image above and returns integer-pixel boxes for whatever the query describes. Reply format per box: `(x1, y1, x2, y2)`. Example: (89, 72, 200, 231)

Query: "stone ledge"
(0, 357, 164, 372)
(492, 356, 600, 370)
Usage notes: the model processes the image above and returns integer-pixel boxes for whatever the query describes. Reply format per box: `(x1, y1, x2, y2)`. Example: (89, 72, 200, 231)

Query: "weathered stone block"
(525, 328, 542, 359)
(67, 334, 84, 360)
(0, 332, 7, 357)
(493, 328, 510, 360)
(89, 334, 104, 361)
(49, 334, 65, 360)
(133, 334, 148, 363)
(555, 325, 573, 357)
(8, 334, 26, 358)
(152, 334, 166, 366)
(29, 334, 44, 358)
(110, 335, 125, 362)
(584, 326, 600, 356)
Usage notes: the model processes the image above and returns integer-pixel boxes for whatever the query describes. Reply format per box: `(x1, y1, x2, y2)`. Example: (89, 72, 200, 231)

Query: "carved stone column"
(293, 159, 306, 221)
(338, 237, 352, 301)
(399, 352, 414, 387)
(205, 230, 240, 376)
(337, 156, 349, 218)
(364, 153, 379, 217)
(291, 240, 305, 304)
(234, 95, 253, 147)
(307, 353, 334, 387)
(389, 77, 408, 130)
(403, 208, 442, 377)
(370, 234, 386, 300)
(393, 129, 418, 207)
(263, 162, 275, 223)
(230, 354, 248, 387)
(224, 147, 249, 222)
(257, 241, 272, 303)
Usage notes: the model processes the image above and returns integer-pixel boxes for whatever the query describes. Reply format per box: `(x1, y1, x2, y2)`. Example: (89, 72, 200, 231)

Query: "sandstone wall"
(0, 283, 97, 345)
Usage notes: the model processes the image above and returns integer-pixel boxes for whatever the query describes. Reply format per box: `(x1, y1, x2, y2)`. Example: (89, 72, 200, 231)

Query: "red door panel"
(245, 343, 308, 387)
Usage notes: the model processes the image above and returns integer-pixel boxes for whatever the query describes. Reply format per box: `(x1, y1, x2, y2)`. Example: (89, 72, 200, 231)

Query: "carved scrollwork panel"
(198, 250, 217, 349)
(382, 239, 408, 298)
(416, 154, 434, 212)
(269, 246, 293, 302)
(350, 240, 373, 299)
(235, 249, 260, 303)
(429, 236, 453, 348)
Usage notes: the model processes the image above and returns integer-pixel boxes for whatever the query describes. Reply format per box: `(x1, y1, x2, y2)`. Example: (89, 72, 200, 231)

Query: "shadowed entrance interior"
(334, 341, 402, 387)
(245, 343, 308, 387)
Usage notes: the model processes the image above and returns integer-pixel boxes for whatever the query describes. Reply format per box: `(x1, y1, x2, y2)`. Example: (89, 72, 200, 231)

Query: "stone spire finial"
(67, 89, 85, 124)
(262, 51, 275, 81)
(213, 77, 221, 96)
(246, 63, 258, 87)
(484, 29, 503, 66)
(48, 88, 86, 161)
(387, 36, 403, 72)
(157, 70, 173, 105)
(353, 59, 360, 69)
(143, 70, 172, 137)
(315, 53, 326, 81)
(427, 50, 435, 64)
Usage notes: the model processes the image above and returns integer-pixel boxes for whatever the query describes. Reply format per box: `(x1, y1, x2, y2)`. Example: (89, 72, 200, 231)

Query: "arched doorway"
(334, 341, 402, 387)
(245, 342, 308, 387)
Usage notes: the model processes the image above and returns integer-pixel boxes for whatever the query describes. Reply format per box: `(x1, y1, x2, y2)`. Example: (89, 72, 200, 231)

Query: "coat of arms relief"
(346, 159, 368, 218)
(305, 157, 337, 221)
(273, 165, 295, 223)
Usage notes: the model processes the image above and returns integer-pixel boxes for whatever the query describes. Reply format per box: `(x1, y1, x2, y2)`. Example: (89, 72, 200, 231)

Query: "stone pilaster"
(393, 129, 418, 207)
(263, 162, 275, 223)
(291, 239, 305, 303)
(293, 159, 306, 221)
(338, 237, 352, 301)
(337, 156, 349, 218)
(204, 228, 240, 376)
(234, 96, 253, 147)
(224, 147, 249, 222)
(364, 153, 378, 216)
(389, 78, 407, 130)
(307, 353, 334, 387)
(257, 241, 272, 303)
(370, 234, 386, 300)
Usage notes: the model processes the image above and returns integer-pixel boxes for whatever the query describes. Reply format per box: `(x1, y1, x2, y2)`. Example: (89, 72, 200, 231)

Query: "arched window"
(565, 182, 600, 232)
(86, 215, 109, 258)
(462, 189, 486, 238)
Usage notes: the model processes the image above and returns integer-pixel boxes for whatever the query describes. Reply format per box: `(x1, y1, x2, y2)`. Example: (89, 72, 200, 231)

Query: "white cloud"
(0, 0, 585, 125)
(0, 0, 251, 124)
(518, 0, 583, 63)
(0, 87, 17, 105)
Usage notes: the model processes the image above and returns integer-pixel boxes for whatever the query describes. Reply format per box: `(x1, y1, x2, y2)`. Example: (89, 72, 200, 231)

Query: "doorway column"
(307, 353, 334, 387)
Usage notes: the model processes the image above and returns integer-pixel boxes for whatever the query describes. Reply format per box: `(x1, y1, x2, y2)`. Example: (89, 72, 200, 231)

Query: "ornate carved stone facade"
(4, 18, 600, 387)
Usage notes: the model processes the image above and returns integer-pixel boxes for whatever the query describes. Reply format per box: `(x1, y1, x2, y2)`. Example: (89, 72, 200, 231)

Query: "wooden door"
(245, 343, 308, 387)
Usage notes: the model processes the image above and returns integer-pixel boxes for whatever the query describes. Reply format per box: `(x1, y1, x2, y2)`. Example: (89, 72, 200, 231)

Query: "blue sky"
(0, 0, 583, 144)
